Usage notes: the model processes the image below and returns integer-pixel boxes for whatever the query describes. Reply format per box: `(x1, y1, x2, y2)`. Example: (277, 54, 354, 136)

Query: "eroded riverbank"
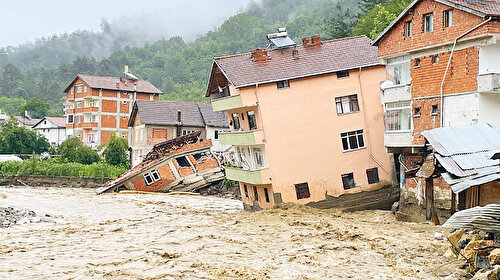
(0, 187, 460, 279)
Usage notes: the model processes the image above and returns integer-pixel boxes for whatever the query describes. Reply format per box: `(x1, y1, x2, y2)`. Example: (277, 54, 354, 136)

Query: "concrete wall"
(479, 43, 500, 75)
(479, 93, 500, 123)
(34, 120, 67, 146)
(443, 93, 479, 127)
(206, 126, 231, 153)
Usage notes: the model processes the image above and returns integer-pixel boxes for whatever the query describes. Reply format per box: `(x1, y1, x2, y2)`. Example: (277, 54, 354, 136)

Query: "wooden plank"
(425, 177, 434, 221)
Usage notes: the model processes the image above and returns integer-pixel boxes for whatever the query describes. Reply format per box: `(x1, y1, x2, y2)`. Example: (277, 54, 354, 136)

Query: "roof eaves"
(205, 60, 235, 97)
(233, 62, 383, 89)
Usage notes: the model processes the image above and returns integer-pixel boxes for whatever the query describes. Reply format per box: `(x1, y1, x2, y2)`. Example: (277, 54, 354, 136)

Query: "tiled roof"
(13, 116, 41, 126)
(63, 74, 162, 94)
(33, 117, 66, 128)
(130, 100, 228, 128)
(373, 0, 500, 45)
(446, 0, 500, 16)
(197, 103, 229, 128)
(212, 36, 381, 89)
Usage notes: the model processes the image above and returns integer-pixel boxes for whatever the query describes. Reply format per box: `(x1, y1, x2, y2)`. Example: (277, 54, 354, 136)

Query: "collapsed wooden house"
(96, 131, 225, 194)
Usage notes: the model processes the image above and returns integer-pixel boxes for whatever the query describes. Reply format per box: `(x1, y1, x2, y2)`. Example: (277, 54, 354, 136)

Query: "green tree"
(359, 0, 390, 13)
(0, 96, 25, 115)
(0, 63, 24, 97)
(58, 137, 100, 164)
(0, 119, 49, 154)
(352, 0, 413, 39)
(103, 134, 129, 167)
(323, 3, 357, 39)
(18, 97, 50, 119)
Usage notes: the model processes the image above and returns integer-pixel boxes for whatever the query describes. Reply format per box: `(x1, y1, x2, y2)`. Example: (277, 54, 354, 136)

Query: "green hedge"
(0, 158, 126, 178)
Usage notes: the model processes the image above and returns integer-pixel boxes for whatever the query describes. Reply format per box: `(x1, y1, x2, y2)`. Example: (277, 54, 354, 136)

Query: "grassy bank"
(0, 158, 126, 178)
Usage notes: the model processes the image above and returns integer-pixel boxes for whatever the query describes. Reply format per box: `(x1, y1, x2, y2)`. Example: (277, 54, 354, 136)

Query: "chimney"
(116, 81, 120, 88)
(177, 110, 182, 123)
(251, 49, 268, 62)
(302, 35, 321, 48)
(292, 49, 299, 59)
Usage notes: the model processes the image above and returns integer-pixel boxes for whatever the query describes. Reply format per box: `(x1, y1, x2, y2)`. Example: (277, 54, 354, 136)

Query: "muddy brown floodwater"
(0, 187, 462, 280)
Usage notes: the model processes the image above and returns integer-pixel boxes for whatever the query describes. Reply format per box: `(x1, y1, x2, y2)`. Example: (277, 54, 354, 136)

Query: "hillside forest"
(0, 0, 411, 118)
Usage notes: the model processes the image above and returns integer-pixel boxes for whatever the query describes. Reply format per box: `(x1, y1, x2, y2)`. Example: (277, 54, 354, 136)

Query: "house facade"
(63, 72, 162, 148)
(32, 117, 67, 146)
(372, 0, 500, 219)
(128, 100, 229, 167)
(206, 35, 393, 210)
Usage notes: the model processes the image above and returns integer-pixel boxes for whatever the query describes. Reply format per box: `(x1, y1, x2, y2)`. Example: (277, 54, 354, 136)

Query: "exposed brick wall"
(101, 100, 117, 113)
(101, 115, 116, 128)
(188, 154, 220, 172)
(377, 0, 500, 57)
(101, 131, 113, 144)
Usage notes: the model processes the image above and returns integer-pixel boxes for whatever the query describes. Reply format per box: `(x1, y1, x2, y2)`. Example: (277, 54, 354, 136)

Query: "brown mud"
(0, 187, 461, 279)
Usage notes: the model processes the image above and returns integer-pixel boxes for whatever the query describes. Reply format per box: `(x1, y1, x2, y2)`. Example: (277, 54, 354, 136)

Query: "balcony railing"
(211, 95, 243, 112)
(477, 73, 500, 93)
(224, 166, 271, 185)
(219, 129, 265, 146)
(382, 84, 412, 103)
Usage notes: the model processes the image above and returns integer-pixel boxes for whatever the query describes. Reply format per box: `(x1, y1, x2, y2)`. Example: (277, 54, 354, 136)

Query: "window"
(385, 101, 411, 131)
(387, 56, 411, 85)
(71, 88, 74, 94)
(84, 86, 87, 93)
(336, 70, 349, 79)
(443, 10, 453, 28)
(431, 104, 439, 115)
(404, 21, 412, 38)
(247, 111, 257, 130)
(214, 130, 219, 140)
(335, 94, 359, 115)
(276, 80, 290, 89)
(341, 130, 365, 151)
(77, 86, 82, 93)
(88, 133, 95, 143)
(153, 129, 167, 139)
(295, 183, 310, 199)
(77, 116, 81, 123)
(414, 106, 421, 117)
(342, 173, 356, 189)
(122, 100, 127, 105)
(151, 169, 161, 181)
(182, 130, 196, 135)
(366, 168, 380, 184)
(122, 116, 126, 120)
(431, 55, 439, 64)
(414, 58, 421, 68)
(243, 184, 249, 198)
(143, 173, 154, 185)
(424, 13, 433, 33)
(67, 115, 74, 124)
(254, 148, 264, 168)
(264, 188, 270, 203)
(77, 101, 82, 108)
(176, 156, 190, 167)
(232, 113, 240, 130)
(44, 120, 47, 124)
(253, 186, 259, 201)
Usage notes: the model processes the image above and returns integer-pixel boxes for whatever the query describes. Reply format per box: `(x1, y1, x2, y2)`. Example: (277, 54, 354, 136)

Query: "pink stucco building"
(206, 34, 394, 210)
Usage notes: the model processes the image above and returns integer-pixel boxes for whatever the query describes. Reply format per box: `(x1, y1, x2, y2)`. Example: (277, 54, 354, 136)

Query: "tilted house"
(128, 100, 229, 167)
(206, 33, 395, 210)
(372, 0, 500, 221)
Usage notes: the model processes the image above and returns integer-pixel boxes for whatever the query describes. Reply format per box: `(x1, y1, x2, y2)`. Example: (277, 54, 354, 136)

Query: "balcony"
(382, 84, 412, 103)
(81, 122, 98, 129)
(384, 131, 413, 150)
(224, 166, 271, 185)
(211, 95, 243, 112)
(219, 129, 265, 145)
(477, 73, 500, 93)
(82, 107, 99, 113)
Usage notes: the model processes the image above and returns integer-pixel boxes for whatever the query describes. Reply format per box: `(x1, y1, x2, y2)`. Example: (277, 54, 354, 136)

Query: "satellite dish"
(380, 80, 394, 90)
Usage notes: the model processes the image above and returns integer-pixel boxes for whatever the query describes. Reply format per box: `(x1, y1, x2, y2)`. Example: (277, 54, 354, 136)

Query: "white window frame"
(77, 101, 82, 108)
(387, 56, 411, 85)
(67, 115, 74, 124)
(335, 94, 359, 115)
(424, 13, 434, 33)
(444, 10, 453, 28)
(384, 101, 412, 132)
(341, 130, 366, 152)
(151, 169, 161, 181)
(143, 173, 154, 185)
(77, 86, 83, 93)
(88, 133, 95, 143)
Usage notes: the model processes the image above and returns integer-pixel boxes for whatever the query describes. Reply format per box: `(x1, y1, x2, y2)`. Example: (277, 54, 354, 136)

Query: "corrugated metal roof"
(442, 204, 500, 233)
(423, 123, 500, 193)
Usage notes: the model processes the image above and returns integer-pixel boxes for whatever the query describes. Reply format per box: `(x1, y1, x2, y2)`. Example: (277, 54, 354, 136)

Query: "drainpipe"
(440, 17, 492, 127)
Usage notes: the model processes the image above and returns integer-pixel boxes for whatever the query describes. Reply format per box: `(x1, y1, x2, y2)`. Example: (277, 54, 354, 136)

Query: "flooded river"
(0, 187, 460, 279)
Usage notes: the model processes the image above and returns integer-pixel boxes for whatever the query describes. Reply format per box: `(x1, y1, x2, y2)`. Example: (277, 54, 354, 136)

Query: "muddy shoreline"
(0, 186, 461, 279)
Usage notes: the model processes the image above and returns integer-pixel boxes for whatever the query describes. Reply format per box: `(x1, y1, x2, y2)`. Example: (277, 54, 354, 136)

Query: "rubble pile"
(1, 207, 38, 228)
(443, 229, 500, 279)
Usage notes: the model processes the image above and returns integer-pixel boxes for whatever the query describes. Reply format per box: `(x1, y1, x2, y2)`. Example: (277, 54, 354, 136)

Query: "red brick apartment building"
(372, 0, 500, 220)
(63, 74, 162, 147)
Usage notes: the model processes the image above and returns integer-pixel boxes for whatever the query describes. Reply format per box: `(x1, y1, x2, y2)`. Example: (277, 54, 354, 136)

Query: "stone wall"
(0, 175, 110, 189)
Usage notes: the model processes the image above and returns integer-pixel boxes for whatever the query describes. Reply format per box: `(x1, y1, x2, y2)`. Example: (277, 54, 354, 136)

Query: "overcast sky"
(0, 0, 254, 47)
